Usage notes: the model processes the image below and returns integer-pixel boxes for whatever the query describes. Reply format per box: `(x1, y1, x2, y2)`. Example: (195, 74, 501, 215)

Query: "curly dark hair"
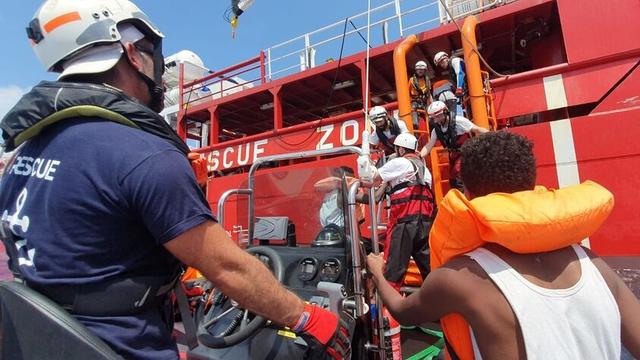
(460, 131, 536, 197)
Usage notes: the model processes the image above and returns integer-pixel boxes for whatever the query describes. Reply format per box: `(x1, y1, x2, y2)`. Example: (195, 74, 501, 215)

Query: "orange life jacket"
(429, 181, 614, 360)
(409, 75, 431, 103)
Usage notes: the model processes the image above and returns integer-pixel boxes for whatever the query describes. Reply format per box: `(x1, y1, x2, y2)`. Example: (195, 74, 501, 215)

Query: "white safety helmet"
(427, 101, 449, 117)
(433, 51, 449, 66)
(393, 133, 418, 151)
(415, 60, 428, 70)
(368, 106, 387, 122)
(28, 0, 164, 78)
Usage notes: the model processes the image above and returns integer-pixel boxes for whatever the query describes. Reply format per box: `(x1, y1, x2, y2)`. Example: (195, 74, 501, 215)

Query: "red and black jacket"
(388, 154, 436, 224)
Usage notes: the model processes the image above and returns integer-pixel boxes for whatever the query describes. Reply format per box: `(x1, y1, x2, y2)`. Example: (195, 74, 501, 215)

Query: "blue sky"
(0, 0, 438, 121)
(0, 1, 383, 116)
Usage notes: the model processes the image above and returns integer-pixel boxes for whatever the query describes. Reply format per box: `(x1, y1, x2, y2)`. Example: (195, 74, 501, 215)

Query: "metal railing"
(217, 188, 253, 228)
(178, 0, 509, 106)
(179, 52, 266, 110)
(265, 0, 441, 80)
(437, 0, 503, 24)
(246, 146, 364, 242)
(264, 0, 507, 80)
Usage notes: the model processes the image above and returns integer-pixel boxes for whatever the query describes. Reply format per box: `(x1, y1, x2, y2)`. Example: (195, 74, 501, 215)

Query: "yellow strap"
(14, 105, 139, 148)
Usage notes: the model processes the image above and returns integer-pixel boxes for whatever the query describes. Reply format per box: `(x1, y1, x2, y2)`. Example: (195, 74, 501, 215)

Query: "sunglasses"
(134, 43, 155, 56)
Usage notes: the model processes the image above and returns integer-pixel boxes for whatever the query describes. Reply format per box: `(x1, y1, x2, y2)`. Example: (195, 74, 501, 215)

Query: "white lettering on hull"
(207, 120, 361, 171)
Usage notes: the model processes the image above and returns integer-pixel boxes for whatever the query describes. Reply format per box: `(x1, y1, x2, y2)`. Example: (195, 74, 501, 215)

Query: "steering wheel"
(196, 246, 284, 348)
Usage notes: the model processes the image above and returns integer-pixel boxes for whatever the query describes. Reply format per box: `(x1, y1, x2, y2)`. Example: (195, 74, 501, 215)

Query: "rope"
(437, 0, 507, 78)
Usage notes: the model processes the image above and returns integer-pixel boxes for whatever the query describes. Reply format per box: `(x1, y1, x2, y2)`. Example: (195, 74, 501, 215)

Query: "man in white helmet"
(432, 79, 463, 119)
(0, 1, 350, 359)
(434, 51, 466, 111)
(408, 60, 432, 128)
(368, 133, 435, 290)
(420, 101, 487, 190)
(368, 105, 408, 156)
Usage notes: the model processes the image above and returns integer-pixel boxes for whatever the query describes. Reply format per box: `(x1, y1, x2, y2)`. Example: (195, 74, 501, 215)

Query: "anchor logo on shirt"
(1, 188, 30, 234)
(1, 188, 35, 267)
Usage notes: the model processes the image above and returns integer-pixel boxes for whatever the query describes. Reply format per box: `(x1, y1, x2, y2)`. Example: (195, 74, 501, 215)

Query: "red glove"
(188, 152, 208, 187)
(455, 87, 464, 97)
(290, 303, 351, 359)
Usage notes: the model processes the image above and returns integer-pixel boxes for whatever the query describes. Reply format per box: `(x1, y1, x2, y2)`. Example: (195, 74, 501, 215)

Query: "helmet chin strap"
(137, 70, 164, 113)
(122, 42, 165, 113)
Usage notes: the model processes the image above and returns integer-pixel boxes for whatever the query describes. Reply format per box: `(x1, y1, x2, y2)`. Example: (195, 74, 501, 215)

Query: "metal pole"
(267, 48, 273, 81)
(369, 189, 379, 254)
(177, 62, 186, 140)
(394, 0, 404, 38)
(364, 0, 372, 130)
(348, 181, 365, 317)
(382, 21, 389, 44)
(304, 34, 311, 69)
(259, 50, 266, 84)
(217, 189, 253, 230)
(369, 188, 386, 359)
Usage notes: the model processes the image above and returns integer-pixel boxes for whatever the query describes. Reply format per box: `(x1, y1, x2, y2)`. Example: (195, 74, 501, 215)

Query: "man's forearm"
(420, 145, 432, 158)
(472, 126, 489, 136)
(314, 177, 341, 192)
(372, 273, 408, 323)
(358, 185, 386, 204)
(166, 222, 304, 326)
(209, 244, 304, 325)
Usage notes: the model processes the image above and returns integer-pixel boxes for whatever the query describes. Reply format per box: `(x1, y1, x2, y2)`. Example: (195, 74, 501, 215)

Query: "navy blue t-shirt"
(0, 119, 215, 359)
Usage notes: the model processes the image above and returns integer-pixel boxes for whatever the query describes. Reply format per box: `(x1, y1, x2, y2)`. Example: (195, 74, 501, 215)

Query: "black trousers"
(384, 218, 432, 284)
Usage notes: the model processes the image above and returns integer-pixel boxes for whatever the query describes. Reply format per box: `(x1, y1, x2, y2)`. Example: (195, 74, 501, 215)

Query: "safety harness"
(376, 116, 402, 153)
(388, 154, 436, 224)
(433, 117, 467, 151)
(410, 75, 431, 104)
(0, 81, 191, 317)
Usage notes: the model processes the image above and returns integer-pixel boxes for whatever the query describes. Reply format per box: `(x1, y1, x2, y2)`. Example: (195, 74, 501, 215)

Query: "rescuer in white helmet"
(420, 100, 487, 190)
(434, 51, 467, 109)
(368, 105, 409, 156)
(409, 60, 432, 129)
(368, 133, 434, 291)
(0, 1, 350, 358)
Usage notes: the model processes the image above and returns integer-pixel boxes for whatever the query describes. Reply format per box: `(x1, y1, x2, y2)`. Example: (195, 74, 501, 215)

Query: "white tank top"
(466, 245, 621, 360)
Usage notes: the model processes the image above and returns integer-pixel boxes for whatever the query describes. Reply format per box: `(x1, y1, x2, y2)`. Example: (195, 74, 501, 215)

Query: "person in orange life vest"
(368, 106, 409, 157)
(368, 132, 640, 360)
(409, 61, 432, 129)
(420, 101, 487, 191)
(368, 133, 436, 290)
